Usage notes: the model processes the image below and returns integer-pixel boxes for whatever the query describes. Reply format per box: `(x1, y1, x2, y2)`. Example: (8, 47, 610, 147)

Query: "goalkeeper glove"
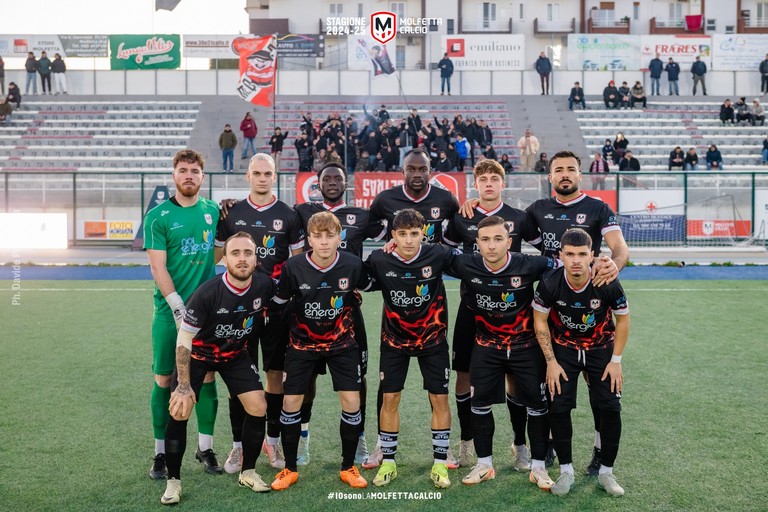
(165, 291, 186, 330)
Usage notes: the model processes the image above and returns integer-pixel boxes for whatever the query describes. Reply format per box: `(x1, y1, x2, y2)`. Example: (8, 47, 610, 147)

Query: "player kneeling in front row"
(270, 211, 372, 491)
(449, 216, 558, 490)
(533, 228, 629, 497)
(161, 232, 276, 505)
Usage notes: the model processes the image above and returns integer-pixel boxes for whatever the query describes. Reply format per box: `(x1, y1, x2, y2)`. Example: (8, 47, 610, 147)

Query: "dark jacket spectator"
(7, 82, 21, 108)
(435, 152, 454, 172)
(438, 56, 454, 78)
(218, 125, 237, 150)
(477, 120, 493, 148)
(613, 132, 629, 164)
(500, 154, 514, 173)
(630, 82, 647, 108)
(649, 56, 664, 78)
(665, 60, 681, 81)
(602, 139, 615, 163)
(483, 145, 498, 161)
(684, 148, 699, 170)
(735, 97, 751, 123)
(603, 81, 619, 109)
(619, 152, 641, 171)
(720, 100, 735, 125)
(25, 54, 38, 73)
(568, 82, 586, 110)
(269, 128, 289, 152)
(535, 52, 552, 95)
(669, 147, 685, 170)
(618, 82, 631, 109)
(691, 59, 707, 77)
(706, 145, 723, 170)
(533, 153, 549, 173)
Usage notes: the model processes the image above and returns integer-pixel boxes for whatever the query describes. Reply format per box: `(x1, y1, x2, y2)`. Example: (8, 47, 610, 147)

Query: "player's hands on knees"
(546, 361, 568, 398)
(601, 362, 623, 394)
(459, 198, 479, 218)
(169, 385, 196, 420)
(382, 239, 397, 254)
(218, 198, 237, 220)
(591, 256, 618, 287)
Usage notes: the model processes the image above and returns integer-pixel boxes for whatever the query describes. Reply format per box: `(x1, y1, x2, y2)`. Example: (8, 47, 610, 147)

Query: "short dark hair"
(403, 147, 431, 162)
(392, 208, 425, 231)
(223, 231, 256, 255)
(560, 228, 592, 249)
(548, 150, 581, 173)
(477, 215, 508, 232)
(317, 162, 347, 180)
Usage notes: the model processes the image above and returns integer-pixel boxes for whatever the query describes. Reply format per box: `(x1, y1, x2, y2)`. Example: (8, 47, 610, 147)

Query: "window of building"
(633, 2, 639, 21)
(390, 2, 405, 19)
(330, 3, 342, 16)
(669, 2, 683, 21)
(546, 3, 559, 21)
(758, 2, 768, 23)
(483, 2, 497, 27)
(396, 45, 406, 70)
(519, 2, 525, 21)
(358, 3, 363, 17)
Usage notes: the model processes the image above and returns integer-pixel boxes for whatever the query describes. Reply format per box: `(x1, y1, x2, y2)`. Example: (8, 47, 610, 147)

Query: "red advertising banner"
(295, 172, 323, 204)
(353, 172, 466, 208)
(687, 220, 751, 238)
(235, 35, 277, 107)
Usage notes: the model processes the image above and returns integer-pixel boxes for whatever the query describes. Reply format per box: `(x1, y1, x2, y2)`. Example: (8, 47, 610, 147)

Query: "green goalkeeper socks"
(195, 380, 219, 436)
(151, 382, 171, 441)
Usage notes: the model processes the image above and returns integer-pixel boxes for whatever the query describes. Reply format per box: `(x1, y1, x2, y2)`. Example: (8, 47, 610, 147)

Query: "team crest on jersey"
(422, 266, 433, 278)
(576, 214, 587, 224)
(204, 214, 213, 225)
(346, 214, 357, 225)
(253, 298, 262, 310)
(506, 221, 515, 233)
(511, 276, 521, 288)
(338, 278, 349, 290)
(273, 219, 284, 231)
(431, 207, 440, 219)
(590, 299, 601, 309)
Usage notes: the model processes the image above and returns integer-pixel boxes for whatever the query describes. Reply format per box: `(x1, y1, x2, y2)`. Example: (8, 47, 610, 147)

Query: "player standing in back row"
(144, 149, 222, 480)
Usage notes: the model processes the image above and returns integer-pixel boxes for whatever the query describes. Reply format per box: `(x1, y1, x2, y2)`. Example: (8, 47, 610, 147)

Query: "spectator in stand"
(603, 81, 620, 109)
(613, 132, 629, 165)
(760, 54, 768, 95)
(24, 52, 38, 95)
(295, 132, 312, 172)
(665, 57, 681, 95)
(691, 56, 707, 96)
(630, 81, 647, 109)
(373, 152, 386, 171)
(465, 117, 479, 167)
(51, 54, 68, 95)
(750, 99, 765, 126)
(649, 53, 663, 96)
(735, 97, 751, 124)
(684, 148, 700, 170)
(568, 81, 586, 111)
(239, 112, 257, 159)
(455, 132, 470, 170)
(0, 56, 5, 95)
(706, 144, 723, 170)
(500, 153, 514, 174)
(618, 81, 631, 109)
(762, 136, 768, 165)
(269, 127, 289, 170)
(535, 51, 552, 95)
(668, 147, 685, 170)
(435, 150, 454, 172)
(378, 104, 390, 124)
(517, 128, 540, 172)
(438, 53, 454, 96)
(483, 144, 498, 162)
(589, 151, 610, 190)
(218, 124, 237, 173)
(602, 138, 615, 163)
(7, 82, 21, 109)
(38, 51, 52, 96)
(533, 152, 549, 173)
(354, 150, 370, 172)
(619, 150, 641, 188)
(313, 148, 327, 172)
(720, 99, 735, 125)
(0, 97, 12, 127)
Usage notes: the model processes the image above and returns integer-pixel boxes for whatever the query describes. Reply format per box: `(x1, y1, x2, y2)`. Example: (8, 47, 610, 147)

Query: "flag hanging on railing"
(235, 35, 277, 107)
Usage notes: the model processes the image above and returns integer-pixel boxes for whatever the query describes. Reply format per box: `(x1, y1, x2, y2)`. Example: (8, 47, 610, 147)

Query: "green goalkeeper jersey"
(143, 196, 219, 317)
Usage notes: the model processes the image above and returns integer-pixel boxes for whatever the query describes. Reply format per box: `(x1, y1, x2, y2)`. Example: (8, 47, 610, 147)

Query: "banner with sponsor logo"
(348, 36, 396, 75)
(295, 173, 325, 204)
(0, 35, 109, 57)
(442, 34, 525, 70)
(109, 35, 181, 69)
(80, 220, 140, 240)
(566, 34, 640, 71)
(236, 35, 278, 107)
(351, 172, 466, 209)
(183, 34, 325, 59)
(712, 34, 768, 71)
(640, 35, 711, 68)
(618, 189, 686, 242)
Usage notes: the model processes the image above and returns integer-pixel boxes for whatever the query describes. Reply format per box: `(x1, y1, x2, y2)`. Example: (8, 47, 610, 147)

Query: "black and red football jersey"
(444, 202, 538, 253)
(525, 193, 621, 258)
(274, 251, 372, 352)
(533, 267, 629, 350)
(365, 244, 458, 351)
(369, 184, 459, 244)
(215, 195, 305, 279)
(451, 252, 557, 350)
(182, 272, 275, 363)
(294, 202, 385, 258)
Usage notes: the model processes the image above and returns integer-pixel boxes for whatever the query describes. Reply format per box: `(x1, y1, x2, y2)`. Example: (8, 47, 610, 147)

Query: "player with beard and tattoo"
(160, 232, 276, 505)
(215, 154, 305, 473)
(365, 148, 460, 470)
(293, 163, 385, 466)
(525, 150, 628, 475)
(443, 160, 539, 470)
(144, 149, 221, 480)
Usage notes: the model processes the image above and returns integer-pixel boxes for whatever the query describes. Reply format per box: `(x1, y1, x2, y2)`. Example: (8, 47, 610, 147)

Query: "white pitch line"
(3, 288, 153, 292)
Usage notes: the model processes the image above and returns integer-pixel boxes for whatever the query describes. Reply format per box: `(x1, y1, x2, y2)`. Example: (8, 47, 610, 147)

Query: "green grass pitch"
(1, 280, 767, 511)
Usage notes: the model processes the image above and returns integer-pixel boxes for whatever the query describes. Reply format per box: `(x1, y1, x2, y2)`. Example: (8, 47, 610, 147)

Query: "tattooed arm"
(169, 330, 196, 419)
(533, 309, 568, 397)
